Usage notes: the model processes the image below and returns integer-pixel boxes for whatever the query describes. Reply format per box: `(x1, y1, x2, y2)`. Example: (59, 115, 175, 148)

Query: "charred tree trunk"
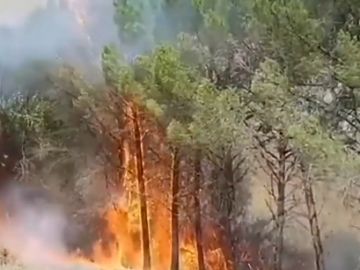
(170, 147, 180, 270)
(131, 105, 151, 270)
(301, 164, 325, 270)
(194, 150, 205, 270)
(209, 148, 248, 270)
(273, 138, 287, 270)
(221, 220, 235, 270)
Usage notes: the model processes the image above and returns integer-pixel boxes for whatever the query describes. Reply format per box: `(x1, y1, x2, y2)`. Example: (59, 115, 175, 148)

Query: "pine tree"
(101, 46, 152, 270)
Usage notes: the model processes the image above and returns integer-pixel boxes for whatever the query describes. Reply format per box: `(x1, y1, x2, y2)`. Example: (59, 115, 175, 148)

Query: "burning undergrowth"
(0, 181, 230, 270)
(0, 100, 276, 270)
(0, 121, 356, 270)
(1, 3, 359, 270)
(0, 62, 356, 270)
(0, 59, 333, 270)
(0, 117, 358, 270)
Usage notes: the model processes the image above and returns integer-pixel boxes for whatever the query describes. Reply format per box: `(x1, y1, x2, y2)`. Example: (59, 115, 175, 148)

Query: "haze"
(0, 0, 46, 26)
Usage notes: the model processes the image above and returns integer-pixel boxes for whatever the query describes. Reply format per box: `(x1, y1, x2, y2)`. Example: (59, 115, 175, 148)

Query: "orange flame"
(0, 104, 268, 270)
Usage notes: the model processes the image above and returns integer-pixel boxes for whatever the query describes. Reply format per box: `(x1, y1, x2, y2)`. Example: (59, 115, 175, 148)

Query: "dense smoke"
(0, 0, 118, 69)
(0, 181, 107, 270)
(0, 182, 69, 268)
(0, 3, 75, 67)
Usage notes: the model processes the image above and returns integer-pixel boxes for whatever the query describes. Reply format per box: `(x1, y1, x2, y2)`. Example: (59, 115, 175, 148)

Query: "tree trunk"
(273, 182, 285, 270)
(194, 149, 205, 270)
(131, 105, 151, 270)
(170, 147, 180, 270)
(301, 164, 325, 270)
(221, 150, 236, 270)
(221, 218, 235, 270)
(273, 140, 287, 270)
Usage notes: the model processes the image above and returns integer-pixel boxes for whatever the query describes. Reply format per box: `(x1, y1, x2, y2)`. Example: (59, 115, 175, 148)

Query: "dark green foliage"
(0, 94, 62, 147)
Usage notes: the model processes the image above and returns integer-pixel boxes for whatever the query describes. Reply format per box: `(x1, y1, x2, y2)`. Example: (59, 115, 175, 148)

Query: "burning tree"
(80, 44, 210, 270)
(71, 39, 253, 270)
(91, 2, 360, 269)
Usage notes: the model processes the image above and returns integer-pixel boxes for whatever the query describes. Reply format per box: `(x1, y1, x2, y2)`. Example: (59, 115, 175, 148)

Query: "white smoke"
(0, 183, 75, 269)
(0, 0, 119, 69)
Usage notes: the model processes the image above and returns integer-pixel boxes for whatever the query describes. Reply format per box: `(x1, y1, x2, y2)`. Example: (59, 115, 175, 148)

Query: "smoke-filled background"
(0, 182, 69, 267)
(0, 0, 44, 26)
(0, 0, 118, 74)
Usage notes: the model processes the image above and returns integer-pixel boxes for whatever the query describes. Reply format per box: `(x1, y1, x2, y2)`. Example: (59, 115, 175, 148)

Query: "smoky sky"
(0, 0, 45, 26)
(0, 0, 119, 69)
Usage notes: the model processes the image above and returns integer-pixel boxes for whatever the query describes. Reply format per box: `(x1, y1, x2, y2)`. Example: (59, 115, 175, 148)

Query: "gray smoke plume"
(0, 0, 119, 70)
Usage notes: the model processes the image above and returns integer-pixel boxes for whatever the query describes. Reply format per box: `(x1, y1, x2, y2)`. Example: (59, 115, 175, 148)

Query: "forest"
(0, 0, 360, 270)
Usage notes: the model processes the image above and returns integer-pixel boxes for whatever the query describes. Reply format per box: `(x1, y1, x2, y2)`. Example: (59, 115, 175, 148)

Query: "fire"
(62, 103, 228, 270)
(84, 203, 228, 270)
(0, 154, 269, 269)
(90, 206, 141, 269)
(0, 108, 234, 270)
(0, 1, 274, 269)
